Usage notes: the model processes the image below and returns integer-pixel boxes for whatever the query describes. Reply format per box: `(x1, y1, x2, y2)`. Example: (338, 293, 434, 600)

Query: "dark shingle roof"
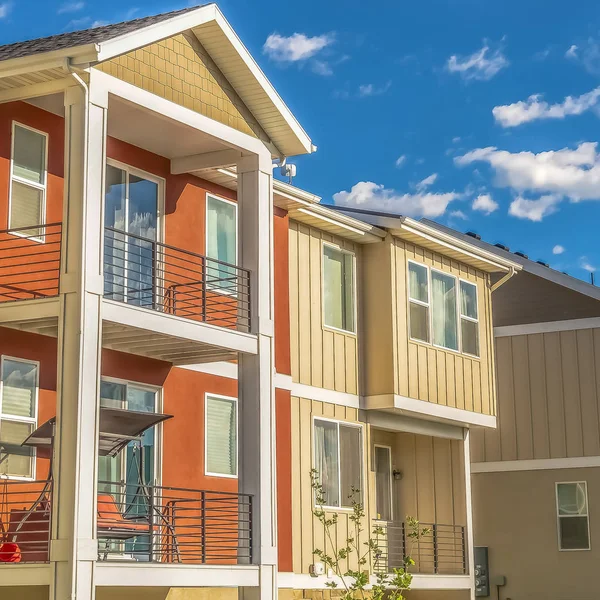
(0, 5, 203, 62)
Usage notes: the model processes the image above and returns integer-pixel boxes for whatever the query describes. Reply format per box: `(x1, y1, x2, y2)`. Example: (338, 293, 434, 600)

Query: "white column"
(50, 77, 107, 600)
(237, 151, 277, 600)
(463, 428, 476, 600)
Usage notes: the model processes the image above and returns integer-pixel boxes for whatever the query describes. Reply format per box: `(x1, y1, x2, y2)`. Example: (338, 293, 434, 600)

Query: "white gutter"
(490, 266, 517, 292)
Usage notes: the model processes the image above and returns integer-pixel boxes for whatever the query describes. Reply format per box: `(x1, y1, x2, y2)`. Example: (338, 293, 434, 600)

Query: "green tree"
(310, 469, 431, 600)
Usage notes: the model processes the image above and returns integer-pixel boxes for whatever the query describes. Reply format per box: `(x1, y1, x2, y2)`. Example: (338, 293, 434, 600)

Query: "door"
(375, 445, 393, 521)
(104, 163, 160, 308)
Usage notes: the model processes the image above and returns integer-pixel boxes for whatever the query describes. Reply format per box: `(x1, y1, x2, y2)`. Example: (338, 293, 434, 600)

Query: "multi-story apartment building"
(0, 6, 525, 600)
(444, 234, 600, 600)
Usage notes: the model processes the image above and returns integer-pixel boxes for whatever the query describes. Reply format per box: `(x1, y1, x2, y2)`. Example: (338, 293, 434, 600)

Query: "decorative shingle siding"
(95, 32, 269, 143)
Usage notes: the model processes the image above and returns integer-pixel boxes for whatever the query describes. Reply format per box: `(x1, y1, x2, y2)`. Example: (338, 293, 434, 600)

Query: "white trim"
(0, 355, 40, 480)
(459, 278, 480, 358)
(321, 241, 357, 335)
(274, 372, 293, 391)
(297, 208, 366, 236)
(463, 429, 475, 599)
(472, 455, 600, 473)
(0, 564, 51, 586)
(290, 381, 360, 408)
(204, 392, 238, 479)
(363, 394, 496, 428)
(555, 480, 591, 551)
(373, 444, 393, 521)
(179, 361, 238, 379)
(8, 121, 49, 242)
(495, 316, 600, 338)
(312, 416, 365, 511)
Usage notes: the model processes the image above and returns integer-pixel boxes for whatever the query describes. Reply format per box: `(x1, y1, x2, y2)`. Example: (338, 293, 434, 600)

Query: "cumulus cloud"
(263, 32, 334, 63)
(58, 1, 84, 13)
(332, 181, 459, 218)
(565, 38, 600, 75)
(455, 143, 600, 202)
(395, 155, 407, 168)
(449, 210, 468, 220)
(566, 44, 578, 59)
(508, 194, 561, 222)
(358, 81, 392, 97)
(472, 193, 499, 214)
(552, 245, 565, 255)
(447, 43, 508, 81)
(492, 87, 600, 128)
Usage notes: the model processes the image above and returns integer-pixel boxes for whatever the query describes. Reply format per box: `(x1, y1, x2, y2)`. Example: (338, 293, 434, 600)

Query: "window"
(408, 262, 430, 343)
(313, 418, 362, 509)
(408, 260, 480, 356)
(323, 244, 356, 333)
(205, 394, 238, 477)
(556, 482, 590, 551)
(206, 195, 238, 293)
(460, 280, 480, 357)
(0, 357, 38, 479)
(374, 445, 393, 521)
(9, 123, 47, 238)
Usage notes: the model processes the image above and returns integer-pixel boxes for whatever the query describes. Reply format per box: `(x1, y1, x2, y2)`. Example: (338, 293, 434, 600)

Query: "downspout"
(490, 266, 516, 292)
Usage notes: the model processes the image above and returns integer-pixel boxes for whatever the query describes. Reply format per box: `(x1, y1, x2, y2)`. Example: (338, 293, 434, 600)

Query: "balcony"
(374, 520, 467, 576)
(0, 224, 62, 304)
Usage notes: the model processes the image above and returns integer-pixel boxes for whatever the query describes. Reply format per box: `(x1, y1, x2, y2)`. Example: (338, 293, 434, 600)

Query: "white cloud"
(416, 173, 438, 191)
(263, 32, 334, 63)
(0, 2, 11, 18)
(580, 256, 596, 272)
(552, 244, 565, 255)
(566, 44, 578, 59)
(449, 210, 468, 220)
(508, 194, 562, 222)
(58, 1, 84, 13)
(332, 181, 459, 218)
(472, 193, 499, 214)
(395, 155, 407, 168)
(492, 87, 600, 128)
(91, 20, 108, 28)
(455, 143, 600, 202)
(452, 136, 462, 144)
(446, 43, 509, 81)
(311, 60, 333, 76)
(358, 81, 392, 97)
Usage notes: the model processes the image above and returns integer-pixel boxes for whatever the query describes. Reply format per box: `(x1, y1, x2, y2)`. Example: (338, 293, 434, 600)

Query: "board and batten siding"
(290, 396, 368, 574)
(289, 221, 359, 394)
(471, 328, 600, 462)
(362, 236, 496, 416)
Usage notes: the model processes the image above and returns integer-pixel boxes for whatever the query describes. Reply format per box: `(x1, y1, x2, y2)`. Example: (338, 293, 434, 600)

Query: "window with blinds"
(205, 395, 237, 477)
(323, 243, 356, 333)
(10, 123, 47, 238)
(0, 357, 38, 479)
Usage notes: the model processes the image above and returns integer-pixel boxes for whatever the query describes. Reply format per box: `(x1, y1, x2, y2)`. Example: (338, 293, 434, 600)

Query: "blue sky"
(2, 0, 600, 280)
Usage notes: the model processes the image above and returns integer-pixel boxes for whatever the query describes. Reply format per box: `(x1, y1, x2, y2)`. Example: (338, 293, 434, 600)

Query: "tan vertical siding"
(479, 328, 600, 462)
(288, 222, 360, 394)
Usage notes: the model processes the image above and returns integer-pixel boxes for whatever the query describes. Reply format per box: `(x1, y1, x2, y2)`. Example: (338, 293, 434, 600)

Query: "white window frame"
(321, 241, 358, 335)
(204, 392, 238, 479)
(459, 278, 480, 358)
(407, 259, 431, 344)
(0, 355, 40, 481)
(99, 376, 163, 487)
(312, 416, 364, 511)
(373, 443, 394, 521)
(8, 121, 49, 243)
(555, 481, 591, 552)
(407, 259, 481, 359)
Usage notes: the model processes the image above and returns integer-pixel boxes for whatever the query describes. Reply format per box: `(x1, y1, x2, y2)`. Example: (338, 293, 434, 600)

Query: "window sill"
(408, 338, 481, 362)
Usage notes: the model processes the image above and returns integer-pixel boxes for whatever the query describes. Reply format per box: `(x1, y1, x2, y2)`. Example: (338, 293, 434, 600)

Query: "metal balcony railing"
(104, 228, 251, 332)
(96, 481, 253, 564)
(373, 520, 467, 575)
(0, 223, 62, 303)
(0, 479, 52, 564)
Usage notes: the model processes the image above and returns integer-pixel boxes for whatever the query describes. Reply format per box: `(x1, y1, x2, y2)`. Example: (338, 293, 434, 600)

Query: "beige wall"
(472, 328, 600, 463)
(289, 222, 359, 394)
(362, 236, 496, 416)
(95, 32, 269, 143)
(473, 467, 600, 600)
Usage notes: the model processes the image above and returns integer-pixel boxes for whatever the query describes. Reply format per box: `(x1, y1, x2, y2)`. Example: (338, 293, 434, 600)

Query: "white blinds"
(2, 386, 34, 418)
(10, 182, 43, 231)
(206, 396, 237, 476)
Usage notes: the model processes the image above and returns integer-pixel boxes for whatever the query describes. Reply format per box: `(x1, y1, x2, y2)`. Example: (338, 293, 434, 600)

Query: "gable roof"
(421, 218, 600, 301)
(0, 4, 313, 158)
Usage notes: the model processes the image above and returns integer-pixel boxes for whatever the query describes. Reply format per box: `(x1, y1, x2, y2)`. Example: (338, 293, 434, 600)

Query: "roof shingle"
(0, 5, 203, 62)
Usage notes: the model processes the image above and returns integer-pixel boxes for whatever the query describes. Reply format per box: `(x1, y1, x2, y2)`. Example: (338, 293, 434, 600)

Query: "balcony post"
(463, 428, 476, 599)
(237, 150, 277, 600)
(50, 74, 108, 600)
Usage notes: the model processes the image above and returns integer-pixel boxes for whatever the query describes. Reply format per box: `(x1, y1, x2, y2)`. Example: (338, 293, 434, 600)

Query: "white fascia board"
(494, 316, 600, 338)
(289, 381, 360, 408)
(411, 575, 472, 590)
(180, 361, 239, 379)
(0, 297, 60, 324)
(95, 562, 259, 587)
(472, 455, 600, 474)
(0, 564, 51, 586)
(0, 77, 75, 104)
(92, 69, 267, 156)
(366, 410, 464, 440)
(364, 393, 497, 429)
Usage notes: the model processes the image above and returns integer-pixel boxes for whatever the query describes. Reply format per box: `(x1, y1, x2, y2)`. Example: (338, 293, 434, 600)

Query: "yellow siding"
(95, 32, 269, 143)
(289, 222, 359, 394)
(472, 328, 600, 462)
